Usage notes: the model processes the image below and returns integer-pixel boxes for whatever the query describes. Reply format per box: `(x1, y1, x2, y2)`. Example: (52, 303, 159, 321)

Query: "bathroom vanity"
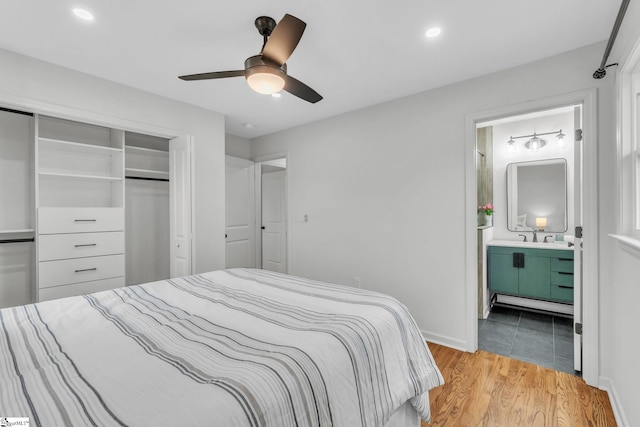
(488, 240, 574, 305)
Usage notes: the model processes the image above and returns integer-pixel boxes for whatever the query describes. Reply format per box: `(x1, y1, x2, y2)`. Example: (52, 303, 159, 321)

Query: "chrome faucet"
(518, 234, 528, 242)
(543, 235, 554, 243)
(532, 230, 538, 242)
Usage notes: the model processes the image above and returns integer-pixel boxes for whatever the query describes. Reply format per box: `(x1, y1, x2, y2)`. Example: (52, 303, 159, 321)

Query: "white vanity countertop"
(487, 239, 573, 251)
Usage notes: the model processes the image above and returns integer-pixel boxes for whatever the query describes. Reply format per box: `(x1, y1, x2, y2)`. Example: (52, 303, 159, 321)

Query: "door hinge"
(575, 129, 583, 141)
(575, 226, 583, 238)
(575, 323, 583, 335)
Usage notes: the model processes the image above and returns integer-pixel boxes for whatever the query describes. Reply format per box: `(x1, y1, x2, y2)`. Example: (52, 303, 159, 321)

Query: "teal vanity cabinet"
(488, 245, 574, 304)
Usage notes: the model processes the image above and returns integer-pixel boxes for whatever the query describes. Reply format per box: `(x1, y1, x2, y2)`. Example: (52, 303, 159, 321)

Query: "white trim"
(616, 34, 640, 240)
(0, 91, 185, 140)
(599, 377, 630, 427)
(465, 89, 599, 387)
(610, 233, 640, 257)
(421, 330, 467, 353)
(225, 155, 254, 168)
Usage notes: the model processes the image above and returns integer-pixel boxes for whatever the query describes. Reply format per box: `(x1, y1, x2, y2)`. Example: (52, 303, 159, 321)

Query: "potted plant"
(479, 203, 494, 226)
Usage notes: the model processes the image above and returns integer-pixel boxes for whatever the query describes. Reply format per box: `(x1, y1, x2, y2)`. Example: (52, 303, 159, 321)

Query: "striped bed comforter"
(0, 268, 443, 426)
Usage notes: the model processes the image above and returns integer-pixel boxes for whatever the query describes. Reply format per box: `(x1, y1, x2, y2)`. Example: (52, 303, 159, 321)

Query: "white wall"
(226, 133, 252, 160)
(490, 111, 575, 241)
(251, 39, 619, 388)
(0, 47, 226, 273)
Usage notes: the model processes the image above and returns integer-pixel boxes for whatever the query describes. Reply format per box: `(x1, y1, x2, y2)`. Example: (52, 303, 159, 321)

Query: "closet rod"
(125, 176, 170, 182)
(0, 238, 35, 244)
(0, 107, 34, 117)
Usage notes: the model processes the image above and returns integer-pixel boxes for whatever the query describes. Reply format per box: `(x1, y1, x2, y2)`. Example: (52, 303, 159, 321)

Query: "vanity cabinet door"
(519, 255, 551, 299)
(488, 253, 519, 295)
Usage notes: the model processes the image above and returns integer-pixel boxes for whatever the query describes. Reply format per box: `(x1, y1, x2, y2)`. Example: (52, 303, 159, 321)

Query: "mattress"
(0, 268, 443, 426)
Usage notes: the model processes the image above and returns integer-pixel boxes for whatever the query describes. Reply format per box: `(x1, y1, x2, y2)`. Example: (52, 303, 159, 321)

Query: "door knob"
(261, 226, 266, 230)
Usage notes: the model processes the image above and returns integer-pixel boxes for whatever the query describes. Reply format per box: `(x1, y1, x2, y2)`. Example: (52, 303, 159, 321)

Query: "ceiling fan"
(179, 14, 322, 103)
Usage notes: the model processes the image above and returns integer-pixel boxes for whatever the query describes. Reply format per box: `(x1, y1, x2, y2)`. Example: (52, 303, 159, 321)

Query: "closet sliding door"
(0, 108, 34, 308)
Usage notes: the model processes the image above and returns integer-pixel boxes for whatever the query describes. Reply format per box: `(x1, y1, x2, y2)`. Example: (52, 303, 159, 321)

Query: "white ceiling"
(0, 1, 618, 138)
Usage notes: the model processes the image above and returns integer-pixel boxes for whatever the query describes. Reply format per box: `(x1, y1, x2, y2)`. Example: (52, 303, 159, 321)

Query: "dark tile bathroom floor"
(478, 306, 578, 375)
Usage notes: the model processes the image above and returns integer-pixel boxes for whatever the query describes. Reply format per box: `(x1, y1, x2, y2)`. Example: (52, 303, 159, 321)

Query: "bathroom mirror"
(506, 159, 567, 232)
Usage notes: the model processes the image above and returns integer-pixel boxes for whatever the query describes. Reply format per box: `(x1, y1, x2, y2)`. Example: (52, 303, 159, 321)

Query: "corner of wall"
(599, 376, 630, 427)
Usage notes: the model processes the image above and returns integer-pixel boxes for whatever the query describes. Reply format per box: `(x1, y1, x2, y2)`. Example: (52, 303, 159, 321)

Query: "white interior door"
(225, 156, 256, 268)
(573, 105, 583, 372)
(261, 169, 287, 273)
(169, 136, 193, 278)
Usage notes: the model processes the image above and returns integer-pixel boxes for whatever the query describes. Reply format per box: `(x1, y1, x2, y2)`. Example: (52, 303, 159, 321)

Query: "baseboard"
(421, 330, 467, 352)
(599, 376, 629, 427)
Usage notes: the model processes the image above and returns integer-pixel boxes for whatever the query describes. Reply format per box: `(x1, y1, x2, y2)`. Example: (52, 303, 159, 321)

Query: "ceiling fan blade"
(284, 75, 322, 103)
(262, 14, 306, 66)
(179, 70, 245, 81)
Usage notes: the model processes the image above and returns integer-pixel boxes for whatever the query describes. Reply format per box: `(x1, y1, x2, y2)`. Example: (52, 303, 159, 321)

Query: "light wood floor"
(422, 343, 616, 427)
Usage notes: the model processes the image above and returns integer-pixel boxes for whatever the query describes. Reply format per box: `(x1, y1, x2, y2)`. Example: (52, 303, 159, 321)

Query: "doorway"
(258, 158, 288, 273)
(476, 105, 580, 374)
(466, 90, 599, 386)
(224, 155, 288, 273)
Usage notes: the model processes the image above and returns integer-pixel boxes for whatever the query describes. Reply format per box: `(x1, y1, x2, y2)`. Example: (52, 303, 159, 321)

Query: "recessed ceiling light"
(73, 8, 94, 21)
(425, 27, 441, 38)
(243, 123, 255, 129)
(271, 92, 282, 98)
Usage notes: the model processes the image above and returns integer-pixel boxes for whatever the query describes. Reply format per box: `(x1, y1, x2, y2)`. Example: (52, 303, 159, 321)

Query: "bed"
(0, 268, 443, 426)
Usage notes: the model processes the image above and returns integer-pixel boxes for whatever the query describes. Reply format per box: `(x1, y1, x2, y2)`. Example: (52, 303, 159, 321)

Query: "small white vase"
(485, 215, 493, 227)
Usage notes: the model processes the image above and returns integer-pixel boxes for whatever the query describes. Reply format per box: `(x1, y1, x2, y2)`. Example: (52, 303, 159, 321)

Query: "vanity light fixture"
(556, 130, 566, 149)
(525, 134, 547, 151)
(506, 129, 566, 152)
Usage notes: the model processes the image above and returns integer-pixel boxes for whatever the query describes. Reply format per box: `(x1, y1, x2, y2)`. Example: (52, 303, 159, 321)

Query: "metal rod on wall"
(593, 0, 630, 79)
(125, 176, 170, 182)
(0, 238, 35, 244)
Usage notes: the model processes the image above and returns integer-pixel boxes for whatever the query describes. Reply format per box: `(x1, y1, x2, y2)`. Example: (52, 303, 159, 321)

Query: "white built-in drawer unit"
(38, 254, 125, 289)
(38, 232, 124, 261)
(38, 277, 125, 302)
(38, 207, 124, 234)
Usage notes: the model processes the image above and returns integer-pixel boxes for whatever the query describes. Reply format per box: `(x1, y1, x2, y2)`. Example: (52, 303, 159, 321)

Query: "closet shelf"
(39, 172, 123, 182)
(125, 145, 169, 157)
(0, 229, 35, 234)
(39, 137, 122, 155)
(125, 168, 169, 180)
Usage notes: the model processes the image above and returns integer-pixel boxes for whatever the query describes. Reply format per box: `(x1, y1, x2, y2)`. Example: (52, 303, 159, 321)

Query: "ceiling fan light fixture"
(245, 56, 286, 95)
(247, 71, 285, 95)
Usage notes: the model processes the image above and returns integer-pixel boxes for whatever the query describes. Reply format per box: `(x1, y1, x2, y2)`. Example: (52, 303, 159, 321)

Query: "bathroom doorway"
(474, 103, 583, 375)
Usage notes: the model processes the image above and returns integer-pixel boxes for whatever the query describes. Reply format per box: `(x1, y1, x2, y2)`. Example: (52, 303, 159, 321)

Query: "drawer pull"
(558, 272, 573, 275)
(74, 243, 97, 248)
(558, 285, 573, 289)
(74, 219, 97, 222)
(558, 258, 573, 261)
(74, 268, 97, 273)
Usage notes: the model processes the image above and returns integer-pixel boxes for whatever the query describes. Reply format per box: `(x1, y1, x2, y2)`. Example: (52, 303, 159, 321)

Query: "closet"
(0, 108, 34, 309)
(0, 108, 189, 308)
(36, 116, 125, 301)
(124, 132, 170, 285)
